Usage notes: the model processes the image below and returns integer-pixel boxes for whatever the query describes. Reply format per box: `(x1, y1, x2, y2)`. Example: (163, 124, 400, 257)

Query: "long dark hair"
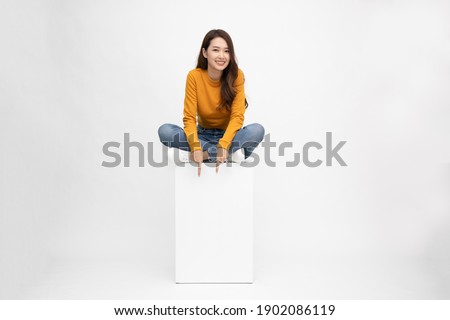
(196, 29, 248, 111)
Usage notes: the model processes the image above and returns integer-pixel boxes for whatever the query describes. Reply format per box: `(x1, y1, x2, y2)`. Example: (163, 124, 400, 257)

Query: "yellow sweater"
(183, 68, 246, 151)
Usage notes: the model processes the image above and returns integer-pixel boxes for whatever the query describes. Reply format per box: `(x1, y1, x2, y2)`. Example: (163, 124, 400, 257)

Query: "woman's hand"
(216, 148, 228, 174)
(191, 150, 203, 177)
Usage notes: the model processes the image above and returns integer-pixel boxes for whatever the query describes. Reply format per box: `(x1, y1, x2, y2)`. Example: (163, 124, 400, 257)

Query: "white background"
(1, 0, 449, 299)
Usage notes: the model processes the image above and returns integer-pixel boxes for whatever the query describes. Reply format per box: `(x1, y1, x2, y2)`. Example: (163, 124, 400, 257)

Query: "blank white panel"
(175, 163, 253, 283)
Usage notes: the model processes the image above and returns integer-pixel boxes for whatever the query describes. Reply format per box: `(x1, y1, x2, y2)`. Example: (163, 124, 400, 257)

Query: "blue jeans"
(158, 123, 265, 161)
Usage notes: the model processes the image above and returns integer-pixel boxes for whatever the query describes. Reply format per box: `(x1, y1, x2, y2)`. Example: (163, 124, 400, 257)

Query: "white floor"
(18, 253, 449, 300)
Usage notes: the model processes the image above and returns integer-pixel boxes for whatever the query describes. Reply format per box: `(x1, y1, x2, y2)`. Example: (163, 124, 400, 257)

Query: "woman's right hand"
(191, 150, 203, 177)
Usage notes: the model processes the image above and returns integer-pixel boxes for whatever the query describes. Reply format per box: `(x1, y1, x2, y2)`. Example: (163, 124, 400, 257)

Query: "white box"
(175, 163, 253, 283)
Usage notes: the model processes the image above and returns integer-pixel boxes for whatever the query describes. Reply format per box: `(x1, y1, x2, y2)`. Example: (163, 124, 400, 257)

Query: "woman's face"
(202, 37, 230, 73)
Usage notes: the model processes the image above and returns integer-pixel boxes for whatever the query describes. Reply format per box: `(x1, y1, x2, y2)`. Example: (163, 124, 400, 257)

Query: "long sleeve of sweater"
(182, 71, 202, 151)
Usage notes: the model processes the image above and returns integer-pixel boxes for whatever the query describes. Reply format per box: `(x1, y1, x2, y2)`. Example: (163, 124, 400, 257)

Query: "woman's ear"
(202, 48, 207, 59)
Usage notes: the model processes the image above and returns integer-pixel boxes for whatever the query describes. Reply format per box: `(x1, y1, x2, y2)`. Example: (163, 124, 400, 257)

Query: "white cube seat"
(175, 163, 253, 283)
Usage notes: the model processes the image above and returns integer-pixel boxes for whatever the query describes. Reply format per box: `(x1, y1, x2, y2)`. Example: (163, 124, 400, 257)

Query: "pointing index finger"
(216, 159, 223, 174)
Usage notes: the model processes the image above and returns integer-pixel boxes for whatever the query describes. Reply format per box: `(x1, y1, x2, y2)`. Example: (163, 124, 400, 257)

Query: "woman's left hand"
(216, 148, 228, 173)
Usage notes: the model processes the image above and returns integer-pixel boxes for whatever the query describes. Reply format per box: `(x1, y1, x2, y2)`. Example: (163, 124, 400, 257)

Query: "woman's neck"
(207, 68, 222, 81)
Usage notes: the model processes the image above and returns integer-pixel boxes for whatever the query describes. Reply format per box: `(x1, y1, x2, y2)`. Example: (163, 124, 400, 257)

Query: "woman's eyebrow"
(212, 46, 229, 49)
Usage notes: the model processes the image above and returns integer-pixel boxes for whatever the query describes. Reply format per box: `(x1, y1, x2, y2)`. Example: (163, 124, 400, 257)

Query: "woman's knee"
(158, 123, 175, 144)
(247, 123, 265, 143)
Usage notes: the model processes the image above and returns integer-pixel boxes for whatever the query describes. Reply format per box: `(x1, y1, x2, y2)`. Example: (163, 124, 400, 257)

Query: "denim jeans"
(158, 123, 265, 160)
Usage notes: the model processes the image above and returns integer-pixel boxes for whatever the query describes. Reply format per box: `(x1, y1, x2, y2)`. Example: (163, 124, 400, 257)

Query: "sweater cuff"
(189, 141, 202, 152)
(217, 139, 230, 150)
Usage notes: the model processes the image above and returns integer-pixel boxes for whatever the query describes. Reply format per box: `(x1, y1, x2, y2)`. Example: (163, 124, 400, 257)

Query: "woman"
(158, 29, 265, 176)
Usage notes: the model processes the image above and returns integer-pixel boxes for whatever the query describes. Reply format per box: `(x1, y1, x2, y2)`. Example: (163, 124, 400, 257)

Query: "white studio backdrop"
(1, 0, 449, 299)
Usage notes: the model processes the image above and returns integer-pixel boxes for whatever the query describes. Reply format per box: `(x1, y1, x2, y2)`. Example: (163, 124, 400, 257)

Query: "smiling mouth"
(216, 61, 227, 66)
